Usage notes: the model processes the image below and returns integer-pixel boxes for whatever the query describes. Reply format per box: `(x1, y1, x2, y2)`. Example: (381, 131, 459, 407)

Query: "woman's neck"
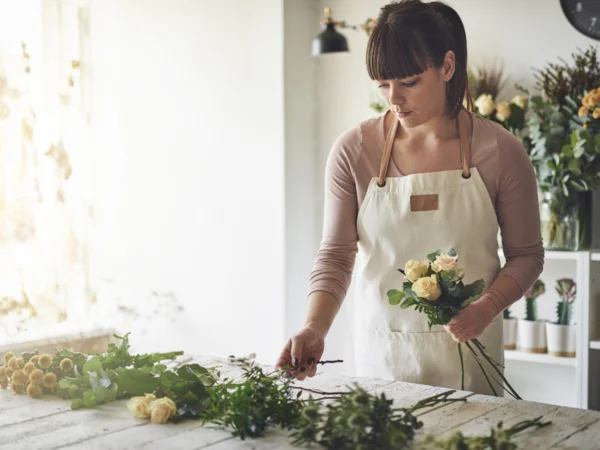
(396, 112, 459, 145)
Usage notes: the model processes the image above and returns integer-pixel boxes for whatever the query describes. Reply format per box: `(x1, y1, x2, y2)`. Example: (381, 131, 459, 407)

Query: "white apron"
(353, 109, 504, 396)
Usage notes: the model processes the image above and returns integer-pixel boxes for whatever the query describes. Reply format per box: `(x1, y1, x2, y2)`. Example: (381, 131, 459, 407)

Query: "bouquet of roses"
(387, 249, 521, 399)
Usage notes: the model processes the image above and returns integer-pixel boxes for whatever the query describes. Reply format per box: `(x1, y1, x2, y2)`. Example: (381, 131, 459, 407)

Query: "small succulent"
(524, 279, 545, 321)
(555, 278, 577, 325)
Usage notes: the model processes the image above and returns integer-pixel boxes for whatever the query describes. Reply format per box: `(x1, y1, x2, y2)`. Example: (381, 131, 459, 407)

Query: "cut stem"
(464, 341, 498, 397)
(458, 343, 465, 391)
(472, 339, 521, 400)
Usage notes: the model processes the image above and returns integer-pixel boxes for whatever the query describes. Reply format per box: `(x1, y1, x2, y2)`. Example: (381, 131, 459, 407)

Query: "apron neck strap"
(377, 108, 473, 186)
(377, 115, 399, 187)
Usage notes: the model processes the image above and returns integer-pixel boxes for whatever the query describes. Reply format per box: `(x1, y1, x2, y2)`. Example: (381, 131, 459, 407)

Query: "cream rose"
(434, 254, 458, 271)
(149, 397, 177, 424)
(495, 102, 511, 121)
(127, 393, 156, 419)
(474, 94, 495, 116)
(412, 275, 442, 301)
(404, 259, 428, 282)
(510, 95, 528, 109)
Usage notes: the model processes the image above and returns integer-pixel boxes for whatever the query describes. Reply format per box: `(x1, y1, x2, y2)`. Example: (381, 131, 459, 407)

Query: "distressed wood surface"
(1, 355, 599, 449)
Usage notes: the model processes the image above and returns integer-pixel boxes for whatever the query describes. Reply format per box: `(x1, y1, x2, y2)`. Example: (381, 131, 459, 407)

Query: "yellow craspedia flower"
(579, 106, 590, 117)
(59, 358, 73, 373)
(29, 369, 44, 385)
(8, 357, 24, 372)
(42, 372, 58, 389)
(11, 383, 24, 394)
(38, 354, 52, 370)
(0, 380, 7, 389)
(0, 366, 7, 382)
(26, 383, 42, 398)
(3, 352, 15, 365)
(23, 362, 36, 377)
(593, 108, 600, 119)
(11, 369, 27, 386)
(29, 355, 39, 366)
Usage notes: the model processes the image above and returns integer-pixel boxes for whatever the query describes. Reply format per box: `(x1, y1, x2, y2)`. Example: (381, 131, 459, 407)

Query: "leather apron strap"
(377, 109, 472, 186)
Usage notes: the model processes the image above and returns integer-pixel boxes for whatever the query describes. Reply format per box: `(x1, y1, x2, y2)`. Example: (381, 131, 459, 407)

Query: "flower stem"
(464, 341, 498, 397)
(458, 343, 465, 391)
(472, 339, 521, 400)
(507, 416, 552, 436)
(406, 389, 467, 413)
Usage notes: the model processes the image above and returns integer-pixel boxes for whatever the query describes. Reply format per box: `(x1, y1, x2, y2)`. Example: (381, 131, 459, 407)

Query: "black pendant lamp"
(312, 8, 349, 56)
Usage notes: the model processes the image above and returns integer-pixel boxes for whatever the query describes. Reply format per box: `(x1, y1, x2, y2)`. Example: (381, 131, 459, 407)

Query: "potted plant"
(517, 279, 547, 353)
(503, 307, 517, 350)
(547, 278, 577, 357)
(524, 46, 600, 250)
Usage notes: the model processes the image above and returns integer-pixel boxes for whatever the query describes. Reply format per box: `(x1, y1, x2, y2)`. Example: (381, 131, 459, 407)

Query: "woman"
(275, 0, 543, 395)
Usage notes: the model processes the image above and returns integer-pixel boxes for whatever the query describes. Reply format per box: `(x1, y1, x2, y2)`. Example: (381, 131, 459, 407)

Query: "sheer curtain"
(0, 0, 95, 340)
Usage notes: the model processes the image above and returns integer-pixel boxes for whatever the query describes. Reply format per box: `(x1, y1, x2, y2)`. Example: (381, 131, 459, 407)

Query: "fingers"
(274, 339, 293, 371)
(290, 336, 306, 370)
(307, 357, 318, 377)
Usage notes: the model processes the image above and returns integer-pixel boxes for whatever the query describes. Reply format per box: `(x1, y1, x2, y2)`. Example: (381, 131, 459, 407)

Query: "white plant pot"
(517, 320, 547, 353)
(503, 318, 518, 350)
(546, 323, 576, 357)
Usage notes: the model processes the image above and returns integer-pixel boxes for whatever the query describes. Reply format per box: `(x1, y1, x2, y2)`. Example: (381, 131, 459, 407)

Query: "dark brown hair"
(366, 0, 473, 117)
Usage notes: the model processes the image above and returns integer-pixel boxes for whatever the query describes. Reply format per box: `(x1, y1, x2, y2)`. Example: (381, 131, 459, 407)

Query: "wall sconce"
(312, 8, 376, 56)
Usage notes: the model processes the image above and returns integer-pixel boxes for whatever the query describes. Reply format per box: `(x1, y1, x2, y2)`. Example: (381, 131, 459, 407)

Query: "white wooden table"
(1, 355, 599, 449)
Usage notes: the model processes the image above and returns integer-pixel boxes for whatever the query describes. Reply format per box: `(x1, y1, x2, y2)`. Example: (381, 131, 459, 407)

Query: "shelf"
(591, 341, 600, 350)
(504, 350, 576, 367)
(498, 249, 600, 261)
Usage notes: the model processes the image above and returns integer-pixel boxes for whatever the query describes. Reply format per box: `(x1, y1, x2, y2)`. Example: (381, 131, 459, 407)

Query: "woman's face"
(377, 53, 455, 129)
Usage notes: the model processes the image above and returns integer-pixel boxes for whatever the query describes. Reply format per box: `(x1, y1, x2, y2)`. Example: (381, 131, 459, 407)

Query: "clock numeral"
(592, 17, 597, 27)
(577, 2, 583, 13)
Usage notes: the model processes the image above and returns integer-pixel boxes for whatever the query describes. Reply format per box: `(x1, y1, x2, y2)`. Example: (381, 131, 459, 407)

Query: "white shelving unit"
(498, 249, 600, 410)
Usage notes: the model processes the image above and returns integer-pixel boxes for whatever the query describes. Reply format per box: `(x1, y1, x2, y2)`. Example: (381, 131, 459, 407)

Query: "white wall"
(89, 0, 286, 363)
(283, 0, 321, 340)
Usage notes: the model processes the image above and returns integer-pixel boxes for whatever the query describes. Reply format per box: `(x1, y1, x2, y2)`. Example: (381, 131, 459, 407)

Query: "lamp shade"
(312, 23, 349, 56)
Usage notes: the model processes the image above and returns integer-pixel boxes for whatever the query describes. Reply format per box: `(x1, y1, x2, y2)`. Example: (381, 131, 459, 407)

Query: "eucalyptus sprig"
(290, 386, 467, 450)
(415, 416, 552, 449)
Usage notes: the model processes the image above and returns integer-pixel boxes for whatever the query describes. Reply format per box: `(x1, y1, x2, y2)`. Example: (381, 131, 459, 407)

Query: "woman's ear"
(441, 50, 456, 81)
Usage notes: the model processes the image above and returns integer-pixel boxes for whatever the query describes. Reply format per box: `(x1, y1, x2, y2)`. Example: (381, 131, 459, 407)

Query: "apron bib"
(353, 109, 504, 395)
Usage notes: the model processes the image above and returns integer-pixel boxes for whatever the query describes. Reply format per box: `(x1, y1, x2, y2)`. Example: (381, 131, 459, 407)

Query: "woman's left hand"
(444, 298, 497, 343)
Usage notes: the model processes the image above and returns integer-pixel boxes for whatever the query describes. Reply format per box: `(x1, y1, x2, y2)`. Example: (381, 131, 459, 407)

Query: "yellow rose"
(412, 275, 442, 301)
(434, 253, 458, 271)
(149, 397, 177, 424)
(510, 95, 528, 109)
(431, 262, 442, 273)
(404, 259, 428, 282)
(593, 108, 600, 119)
(495, 102, 511, 121)
(127, 393, 156, 419)
(579, 106, 590, 117)
(474, 94, 495, 116)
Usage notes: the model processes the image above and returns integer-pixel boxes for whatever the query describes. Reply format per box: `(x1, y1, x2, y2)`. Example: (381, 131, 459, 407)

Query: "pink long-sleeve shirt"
(308, 111, 544, 315)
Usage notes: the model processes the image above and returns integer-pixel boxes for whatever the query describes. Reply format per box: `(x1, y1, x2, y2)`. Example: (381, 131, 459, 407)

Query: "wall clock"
(561, 0, 600, 40)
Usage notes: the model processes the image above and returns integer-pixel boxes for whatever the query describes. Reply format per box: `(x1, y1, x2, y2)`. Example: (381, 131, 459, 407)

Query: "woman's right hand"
(274, 326, 325, 381)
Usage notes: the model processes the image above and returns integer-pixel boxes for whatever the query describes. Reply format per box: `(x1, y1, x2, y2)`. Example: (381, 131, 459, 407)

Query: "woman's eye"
(402, 81, 417, 88)
(378, 84, 389, 89)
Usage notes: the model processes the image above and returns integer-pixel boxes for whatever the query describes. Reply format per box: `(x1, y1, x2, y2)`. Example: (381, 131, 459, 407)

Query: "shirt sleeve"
(307, 128, 361, 306)
(482, 127, 545, 314)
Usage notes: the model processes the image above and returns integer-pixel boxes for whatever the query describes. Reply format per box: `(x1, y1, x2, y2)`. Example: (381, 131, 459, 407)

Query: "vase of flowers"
(517, 279, 547, 353)
(547, 278, 577, 357)
(525, 47, 600, 250)
(502, 308, 517, 351)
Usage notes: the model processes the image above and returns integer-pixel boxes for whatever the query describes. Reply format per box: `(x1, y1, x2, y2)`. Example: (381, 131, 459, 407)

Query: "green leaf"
(387, 289, 405, 306)
(83, 358, 103, 375)
(447, 248, 457, 257)
(400, 297, 417, 309)
(71, 398, 84, 410)
(83, 391, 97, 408)
(116, 369, 159, 396)
(427, 250, 442, 262)
(460, 279, 485, 301)
(151, 364, 167, 374)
